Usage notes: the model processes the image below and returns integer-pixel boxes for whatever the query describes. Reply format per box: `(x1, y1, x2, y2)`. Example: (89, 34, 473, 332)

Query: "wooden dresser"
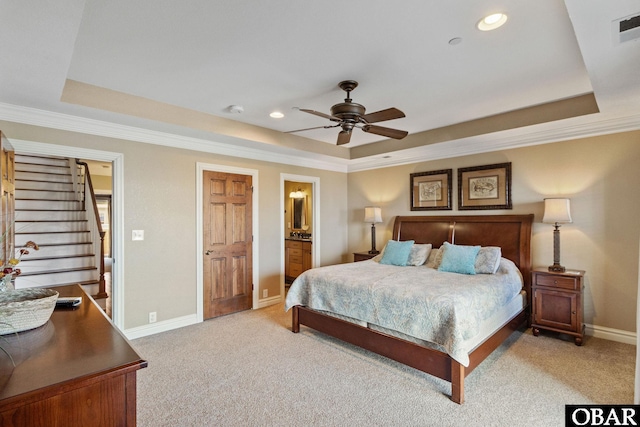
(0, 284, 147, 426)
(285, 239, 312, 283)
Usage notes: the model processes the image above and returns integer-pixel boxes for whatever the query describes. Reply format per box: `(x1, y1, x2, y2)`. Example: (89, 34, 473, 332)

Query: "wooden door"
(203, 171, 253, 319)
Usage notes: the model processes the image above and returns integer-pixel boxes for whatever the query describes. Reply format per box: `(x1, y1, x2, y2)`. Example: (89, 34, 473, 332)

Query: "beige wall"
(1, 121, 348, 329)
(3, 118, 639, 334)
(348, 130, 640, 332)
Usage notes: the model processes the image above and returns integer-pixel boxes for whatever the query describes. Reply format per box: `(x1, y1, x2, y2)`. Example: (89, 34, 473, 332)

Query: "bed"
(285, 214, 533, 404)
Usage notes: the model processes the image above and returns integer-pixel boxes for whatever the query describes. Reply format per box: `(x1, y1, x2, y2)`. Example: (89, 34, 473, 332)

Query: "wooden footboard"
(291, 305, 527, 404)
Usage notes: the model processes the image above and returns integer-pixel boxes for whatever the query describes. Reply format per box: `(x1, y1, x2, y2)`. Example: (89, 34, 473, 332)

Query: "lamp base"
(368, 250, 380, 255)
(548, 264, 566, 273)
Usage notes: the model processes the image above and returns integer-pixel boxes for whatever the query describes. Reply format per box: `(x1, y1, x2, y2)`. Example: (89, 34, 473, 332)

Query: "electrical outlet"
(149, 311, 157, 323)
(263, 289, 268, 298)
(132, 230, 144, 241)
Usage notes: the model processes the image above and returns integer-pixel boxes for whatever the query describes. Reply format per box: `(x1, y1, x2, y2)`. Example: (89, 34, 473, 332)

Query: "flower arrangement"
(0, 241, 39, 292)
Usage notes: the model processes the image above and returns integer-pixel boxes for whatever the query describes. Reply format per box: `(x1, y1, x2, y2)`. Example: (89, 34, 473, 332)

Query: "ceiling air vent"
(612, 13, 640, 45)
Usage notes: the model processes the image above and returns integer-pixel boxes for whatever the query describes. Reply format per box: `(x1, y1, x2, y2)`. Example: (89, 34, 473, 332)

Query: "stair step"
(14, 189, 78, 201)
(14, 154, 69, 167)
(15, 171, 73, 183)
(15, 180, 74, 191)
(18, 243, 94, 257)
(14, 267, 97, 288)
(16, 231, 91, 245)
(15, 199, 83, 211)
(15, 163, 71, 174)
(17, 255, 96, 271)
(14, 220, 89, 233)
(13, 210, 87, 221)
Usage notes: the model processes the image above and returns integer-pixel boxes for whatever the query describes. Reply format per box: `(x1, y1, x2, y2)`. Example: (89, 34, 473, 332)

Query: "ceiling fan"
(289, 80, 408, 145)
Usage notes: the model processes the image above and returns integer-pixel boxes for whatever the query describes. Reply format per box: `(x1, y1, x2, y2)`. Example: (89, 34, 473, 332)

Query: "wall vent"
(612, 13, 640, 45)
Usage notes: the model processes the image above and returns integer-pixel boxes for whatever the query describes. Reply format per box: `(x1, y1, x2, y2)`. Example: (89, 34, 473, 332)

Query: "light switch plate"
(132, 230, 144, 241)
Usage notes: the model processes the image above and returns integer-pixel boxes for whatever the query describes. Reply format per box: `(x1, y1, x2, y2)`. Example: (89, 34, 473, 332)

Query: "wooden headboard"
(392, 214, 534, 289)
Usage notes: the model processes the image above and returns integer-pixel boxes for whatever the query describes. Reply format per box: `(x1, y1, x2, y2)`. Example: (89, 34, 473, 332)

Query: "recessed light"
(270, 111, 284, 118)
(477, 13, 508, 31)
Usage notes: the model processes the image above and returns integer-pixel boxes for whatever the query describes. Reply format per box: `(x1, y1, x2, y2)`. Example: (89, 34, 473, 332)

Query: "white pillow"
(474, 246, 502, 274)
(406, 243, 432, 266)
(425, 246, 444, 269)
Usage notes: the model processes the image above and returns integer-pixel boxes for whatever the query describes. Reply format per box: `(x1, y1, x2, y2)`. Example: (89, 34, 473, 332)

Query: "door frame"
(7, 138, 125, 328)
(196, 162, 259, 322)
(280, 173, 320, 298)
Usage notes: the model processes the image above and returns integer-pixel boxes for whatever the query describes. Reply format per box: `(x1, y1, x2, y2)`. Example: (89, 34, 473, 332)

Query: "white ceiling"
(1, 0, 639, 169)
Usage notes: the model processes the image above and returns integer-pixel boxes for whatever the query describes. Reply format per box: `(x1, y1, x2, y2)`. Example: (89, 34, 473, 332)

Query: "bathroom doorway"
(281, 174, 320, 297)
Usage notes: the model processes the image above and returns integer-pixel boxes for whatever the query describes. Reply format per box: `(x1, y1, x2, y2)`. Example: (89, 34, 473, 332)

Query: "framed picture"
(458, 162, 512, 210)
(410, 169, 452, 210)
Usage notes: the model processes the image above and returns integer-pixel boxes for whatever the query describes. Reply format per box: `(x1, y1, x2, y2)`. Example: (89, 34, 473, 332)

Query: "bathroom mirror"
(291, 196, 306, 230)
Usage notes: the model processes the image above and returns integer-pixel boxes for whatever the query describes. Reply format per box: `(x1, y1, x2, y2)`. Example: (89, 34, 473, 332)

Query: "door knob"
(205, 250, 212, 255)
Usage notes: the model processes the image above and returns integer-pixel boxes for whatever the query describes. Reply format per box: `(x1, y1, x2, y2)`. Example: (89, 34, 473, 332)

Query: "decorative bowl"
(0, 288, 59, 335)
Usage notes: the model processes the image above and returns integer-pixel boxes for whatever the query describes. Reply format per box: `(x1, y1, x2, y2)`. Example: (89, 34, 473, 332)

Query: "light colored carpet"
(132, 303, 635, 426)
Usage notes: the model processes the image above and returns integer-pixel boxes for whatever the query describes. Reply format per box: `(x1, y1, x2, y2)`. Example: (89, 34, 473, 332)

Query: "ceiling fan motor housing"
(330, 102, 366, 121)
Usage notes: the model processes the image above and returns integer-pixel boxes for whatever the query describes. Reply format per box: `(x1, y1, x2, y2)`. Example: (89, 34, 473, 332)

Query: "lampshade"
(364, 206, 382, 224)
(542, 198, 572, 224)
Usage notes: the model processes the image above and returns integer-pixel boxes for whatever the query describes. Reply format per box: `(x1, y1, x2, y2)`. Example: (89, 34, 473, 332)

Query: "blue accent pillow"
(438, 242, 481, 275)
(379, 240, 415, 266)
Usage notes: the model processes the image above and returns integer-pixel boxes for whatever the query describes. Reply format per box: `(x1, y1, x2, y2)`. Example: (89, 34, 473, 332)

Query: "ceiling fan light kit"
(291, 80, 408, 145)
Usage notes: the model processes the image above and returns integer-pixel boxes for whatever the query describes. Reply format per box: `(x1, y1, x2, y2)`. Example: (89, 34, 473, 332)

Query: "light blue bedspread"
(285, 259, 523, 366)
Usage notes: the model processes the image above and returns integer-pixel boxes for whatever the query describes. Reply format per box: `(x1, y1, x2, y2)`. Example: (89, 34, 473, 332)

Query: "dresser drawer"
(289, 255, 302, 264)
(534, 273, 579, 290)
(289, 248, 302, 257)
(287, 241, 303, 249)
(289, 264, 303, 277)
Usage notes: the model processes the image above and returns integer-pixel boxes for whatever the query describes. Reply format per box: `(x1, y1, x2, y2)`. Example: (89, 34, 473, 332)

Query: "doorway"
(202, 170, 253, 319)
(281, 174, 320, 296)
(196, 163, 259, 322)
(9, 139, 125, 329)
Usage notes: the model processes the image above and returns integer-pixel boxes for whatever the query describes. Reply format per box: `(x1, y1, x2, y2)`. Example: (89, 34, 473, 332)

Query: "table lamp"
(542, 198, 572, 272)
(364, 206, 382, 255)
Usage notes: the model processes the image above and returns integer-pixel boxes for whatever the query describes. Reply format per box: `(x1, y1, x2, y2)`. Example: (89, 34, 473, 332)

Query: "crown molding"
(2, 102, 639, 174)
(0, 102, 349, 173)
(346, 111, 640, 172)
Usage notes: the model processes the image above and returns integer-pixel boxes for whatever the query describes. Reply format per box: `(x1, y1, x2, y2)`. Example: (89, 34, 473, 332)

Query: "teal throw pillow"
(438, 242, 481, 275)
(379, 240, 415, 266)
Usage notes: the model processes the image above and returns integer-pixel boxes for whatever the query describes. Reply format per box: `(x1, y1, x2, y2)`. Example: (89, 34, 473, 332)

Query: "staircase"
(12, 154, 100, 294)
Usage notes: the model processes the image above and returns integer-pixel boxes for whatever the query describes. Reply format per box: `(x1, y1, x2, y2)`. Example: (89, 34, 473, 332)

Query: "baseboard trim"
(586, 323, 636, 345)
(125, 313, 199, 340)
(256, 295, 282, 309)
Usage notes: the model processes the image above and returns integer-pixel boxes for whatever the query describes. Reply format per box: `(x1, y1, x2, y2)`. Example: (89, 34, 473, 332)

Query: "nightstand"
(353, 252, 376, 262)
(531, 267, 585, 345)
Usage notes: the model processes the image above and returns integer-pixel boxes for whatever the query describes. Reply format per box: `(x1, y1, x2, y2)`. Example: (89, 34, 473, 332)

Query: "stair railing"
(74, 159, 107, 299)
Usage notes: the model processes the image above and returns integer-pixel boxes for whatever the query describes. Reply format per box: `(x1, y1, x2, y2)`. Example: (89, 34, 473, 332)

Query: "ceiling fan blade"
(361, 107, 405, 124)
(362, 124, 408, 140)
(286, 124, 340, 133)
(337, 130, 352, 145)
(299, 108, 341, 122)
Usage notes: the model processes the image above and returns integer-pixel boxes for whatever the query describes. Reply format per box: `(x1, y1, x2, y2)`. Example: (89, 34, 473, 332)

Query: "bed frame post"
(451, 361, 465, 404)
(292, 305, 300, 333)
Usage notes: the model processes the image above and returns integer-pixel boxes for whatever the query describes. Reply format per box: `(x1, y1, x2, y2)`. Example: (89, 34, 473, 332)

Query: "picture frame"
(410, 169, 452, 210)
(457, 162, 512, 210)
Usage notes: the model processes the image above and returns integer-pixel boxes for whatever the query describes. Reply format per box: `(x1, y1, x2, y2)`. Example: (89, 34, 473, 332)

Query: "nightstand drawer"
(534, 274, 579, 290)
